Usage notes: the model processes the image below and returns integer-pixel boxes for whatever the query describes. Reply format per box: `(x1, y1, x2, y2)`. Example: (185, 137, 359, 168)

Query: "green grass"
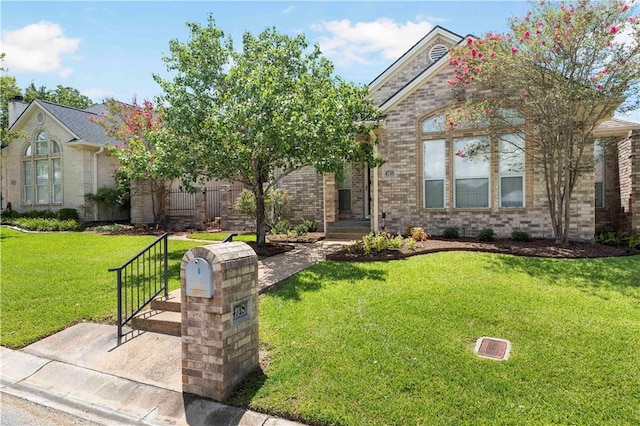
(0, 227, 203, 349)
(230, 252, 640, 425)
(187, 232, 258, 242)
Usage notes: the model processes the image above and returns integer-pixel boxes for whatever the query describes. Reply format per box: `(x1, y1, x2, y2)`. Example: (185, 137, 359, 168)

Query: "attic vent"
(37, 111, 45, 124)
(429, 44, 449, 62)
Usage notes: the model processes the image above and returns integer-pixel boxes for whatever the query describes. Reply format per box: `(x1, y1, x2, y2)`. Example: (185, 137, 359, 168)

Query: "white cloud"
(311, 17, 434, 67)
(1, 21, 80, 74)
(282, 5, 296, 14)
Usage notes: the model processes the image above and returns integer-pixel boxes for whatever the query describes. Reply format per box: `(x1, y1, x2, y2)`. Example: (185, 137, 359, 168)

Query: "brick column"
(180, 242, 259, 401)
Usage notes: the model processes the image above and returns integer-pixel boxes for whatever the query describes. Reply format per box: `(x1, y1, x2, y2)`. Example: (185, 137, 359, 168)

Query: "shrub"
(410, 227, 429, 242)
(235, 188, 290, 229)
(389, 235, 404, 249)
(442, 226, 460, 239)
(477, 227, 495, 242)
(405, 238, 416, 250)
(12, 218, 81, 231)
(511, 230, 531, 242)
(303, 219, 317, 232)
(57, 208, 79, 221)
(271, 219, 291, 235)
(294, 223, 308, 236)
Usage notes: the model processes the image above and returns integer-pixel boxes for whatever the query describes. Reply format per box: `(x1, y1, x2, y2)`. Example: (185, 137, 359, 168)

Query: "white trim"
(379, 59, 451, 113)
(369, 26, 463, 94)
(10, 100, 82, 141)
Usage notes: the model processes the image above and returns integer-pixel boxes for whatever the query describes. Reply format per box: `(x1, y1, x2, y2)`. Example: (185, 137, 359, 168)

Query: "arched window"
(22, 131, 62, 205)
(421, 109, 525, 210)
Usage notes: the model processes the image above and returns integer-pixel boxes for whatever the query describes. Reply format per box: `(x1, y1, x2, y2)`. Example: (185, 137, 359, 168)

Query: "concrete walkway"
(0, 240, 348, 426)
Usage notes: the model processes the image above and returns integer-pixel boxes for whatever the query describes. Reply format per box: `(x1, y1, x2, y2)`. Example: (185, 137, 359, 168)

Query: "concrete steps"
(325, 220, 371, 241)
(131, 310, 181, 337)
(131, 289, 182, 336)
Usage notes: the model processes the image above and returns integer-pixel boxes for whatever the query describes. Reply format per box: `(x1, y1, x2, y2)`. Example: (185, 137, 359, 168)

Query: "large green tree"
(155, 17, 381, 246)
(24, 82, 94, 110)
(446, 0, 640, 245)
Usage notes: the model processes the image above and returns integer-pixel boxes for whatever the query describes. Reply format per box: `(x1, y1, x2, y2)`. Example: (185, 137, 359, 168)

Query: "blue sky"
(1, 1, 536, 103)
(1, 1, 638, 123)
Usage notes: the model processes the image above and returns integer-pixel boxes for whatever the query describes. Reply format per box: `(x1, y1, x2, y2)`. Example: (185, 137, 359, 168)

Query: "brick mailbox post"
(180, 242, 259, 401)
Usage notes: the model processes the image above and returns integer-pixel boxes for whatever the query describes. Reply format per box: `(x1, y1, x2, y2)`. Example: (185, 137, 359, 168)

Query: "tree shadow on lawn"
(263, 260, 389, 301)
(485, 254, 640, 300)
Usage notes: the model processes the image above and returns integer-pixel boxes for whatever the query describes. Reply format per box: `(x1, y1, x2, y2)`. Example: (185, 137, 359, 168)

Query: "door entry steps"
(325, 220, 371, 241)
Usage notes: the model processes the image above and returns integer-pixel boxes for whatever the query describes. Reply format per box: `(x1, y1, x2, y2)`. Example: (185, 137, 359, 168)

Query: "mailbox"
(185, 257, 214, 298)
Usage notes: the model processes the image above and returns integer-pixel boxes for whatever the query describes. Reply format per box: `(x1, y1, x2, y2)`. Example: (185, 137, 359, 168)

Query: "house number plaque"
(231, 298, 250, 324)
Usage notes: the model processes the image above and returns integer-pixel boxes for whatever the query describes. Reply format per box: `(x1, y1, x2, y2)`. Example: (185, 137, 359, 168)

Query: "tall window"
(594, 139, 604, 208)
(338, 163, 352, 211)
(23, 131, 62, 205)
(499, 134, 525, 208)
(454, 136, 490, 208)
(423, 139, 445, 208)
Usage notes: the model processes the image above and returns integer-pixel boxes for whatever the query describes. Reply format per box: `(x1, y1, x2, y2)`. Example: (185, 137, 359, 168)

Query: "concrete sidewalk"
(1, 240, 347, 426)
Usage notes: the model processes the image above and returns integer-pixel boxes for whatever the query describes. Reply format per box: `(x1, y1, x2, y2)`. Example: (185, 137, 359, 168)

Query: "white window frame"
(454, 137, 490, 209)
(22, 131, 62, 206)
(594, 139, 605, 208)
(423, 139, 446, 209)
(499, 134, 525, 208)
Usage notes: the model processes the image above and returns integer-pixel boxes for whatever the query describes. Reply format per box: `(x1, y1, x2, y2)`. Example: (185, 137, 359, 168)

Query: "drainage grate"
(474, 337, 511, 360)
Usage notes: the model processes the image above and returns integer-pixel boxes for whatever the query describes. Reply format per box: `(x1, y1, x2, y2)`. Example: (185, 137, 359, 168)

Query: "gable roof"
(10, 100, 117, 146)
(369, 26, 464, 94)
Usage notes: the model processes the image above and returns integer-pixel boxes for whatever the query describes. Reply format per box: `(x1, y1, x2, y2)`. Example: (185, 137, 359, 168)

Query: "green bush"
(442, 226, 459, 239)
(235, 188, 290, 229)
(12, 218, 81, 231)
(477, 227, 495, 242)
(57, 208, 79, 221)
(511, 230, 531, 242)
(271, 219, 291, 235)
(303, 219, 317, 232)
(294, 223, 308, 236)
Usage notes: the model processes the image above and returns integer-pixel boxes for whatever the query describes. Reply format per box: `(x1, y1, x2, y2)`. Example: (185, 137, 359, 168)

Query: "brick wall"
(277, 166, 325, 230)
(374, 66, 597, 241)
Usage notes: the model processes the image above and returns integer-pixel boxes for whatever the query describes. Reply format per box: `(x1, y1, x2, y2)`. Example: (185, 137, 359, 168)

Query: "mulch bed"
(266, 232, 325, 244)
(326, 237, 632, 262)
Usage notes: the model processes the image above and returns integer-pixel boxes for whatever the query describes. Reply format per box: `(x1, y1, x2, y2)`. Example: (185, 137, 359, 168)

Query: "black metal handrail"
(109, 233, 169, 344)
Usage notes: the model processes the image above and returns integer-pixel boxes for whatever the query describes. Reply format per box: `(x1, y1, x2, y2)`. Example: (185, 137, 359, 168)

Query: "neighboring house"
(284, 26, 640, 240)
(2, 97, 128, 222)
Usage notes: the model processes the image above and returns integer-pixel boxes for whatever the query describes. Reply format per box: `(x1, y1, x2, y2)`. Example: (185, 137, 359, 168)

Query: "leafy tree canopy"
(24, 82, 94, 110)
(154, 16, 382, 245)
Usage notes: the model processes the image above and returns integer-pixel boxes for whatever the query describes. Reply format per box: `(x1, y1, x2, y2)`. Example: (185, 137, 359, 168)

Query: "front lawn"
(230, 252, 640, 425)
(0, 227, 203, 348)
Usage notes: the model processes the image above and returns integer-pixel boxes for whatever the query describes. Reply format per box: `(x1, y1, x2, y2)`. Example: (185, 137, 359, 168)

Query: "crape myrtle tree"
(90, 99, 182, 226)
(154, 16, 382, 246)
(445, 0, 640, 245)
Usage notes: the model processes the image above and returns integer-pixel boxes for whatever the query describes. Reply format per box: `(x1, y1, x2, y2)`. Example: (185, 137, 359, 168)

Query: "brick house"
(286, 26, 640, 241)
(2, 98, 128, 222)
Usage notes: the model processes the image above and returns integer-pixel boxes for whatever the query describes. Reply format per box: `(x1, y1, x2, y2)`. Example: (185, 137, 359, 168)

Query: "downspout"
(93, 147, 104, 221)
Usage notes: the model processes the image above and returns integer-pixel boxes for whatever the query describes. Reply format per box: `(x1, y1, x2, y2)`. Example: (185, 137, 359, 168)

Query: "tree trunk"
(255, 182, 267, 247)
